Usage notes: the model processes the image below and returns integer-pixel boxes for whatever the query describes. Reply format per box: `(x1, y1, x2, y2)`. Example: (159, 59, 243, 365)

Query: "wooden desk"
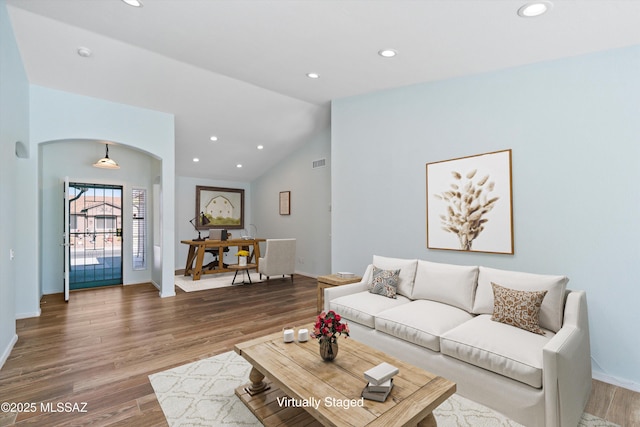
(181, 238, 265, 281)
(317, 274, 362, 313)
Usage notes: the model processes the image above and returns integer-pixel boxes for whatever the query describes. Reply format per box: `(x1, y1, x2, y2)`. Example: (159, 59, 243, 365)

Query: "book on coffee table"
(367, 378, 393, 393)
(361, 379, 394, 402)
(364, 362, 399, 385)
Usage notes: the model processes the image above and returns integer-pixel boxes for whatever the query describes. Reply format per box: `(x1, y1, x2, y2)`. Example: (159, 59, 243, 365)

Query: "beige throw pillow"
(491, 282, 548, 335)
(473, 266, 568, 332)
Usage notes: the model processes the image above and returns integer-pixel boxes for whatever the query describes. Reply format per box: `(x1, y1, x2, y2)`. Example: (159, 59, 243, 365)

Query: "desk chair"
(204, 247, 229, 270)
(204, 229, 229, 270)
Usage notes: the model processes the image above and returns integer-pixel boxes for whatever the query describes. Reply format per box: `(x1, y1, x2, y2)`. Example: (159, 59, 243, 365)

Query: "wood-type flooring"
(0, 275, 638, 426)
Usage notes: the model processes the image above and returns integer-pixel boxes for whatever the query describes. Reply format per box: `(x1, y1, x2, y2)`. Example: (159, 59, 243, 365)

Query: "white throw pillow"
(411, 260, 478, 312)
(472, 266, 568, 332)
(372, 255, 418, 298)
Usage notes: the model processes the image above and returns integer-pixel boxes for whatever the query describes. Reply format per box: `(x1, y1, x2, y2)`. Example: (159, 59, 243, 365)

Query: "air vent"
(312, 158, 326, 169)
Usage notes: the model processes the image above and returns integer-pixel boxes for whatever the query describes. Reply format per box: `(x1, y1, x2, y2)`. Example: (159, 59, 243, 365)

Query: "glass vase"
(319, 338, 338, 361)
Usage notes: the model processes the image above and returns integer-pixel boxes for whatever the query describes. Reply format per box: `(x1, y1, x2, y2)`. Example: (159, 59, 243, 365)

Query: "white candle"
(297, 328, 309, 342)
(283, 328, 295, 343)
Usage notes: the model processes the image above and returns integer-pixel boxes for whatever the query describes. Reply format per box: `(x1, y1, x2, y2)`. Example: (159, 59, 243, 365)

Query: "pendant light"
(93, 144, 120, 169)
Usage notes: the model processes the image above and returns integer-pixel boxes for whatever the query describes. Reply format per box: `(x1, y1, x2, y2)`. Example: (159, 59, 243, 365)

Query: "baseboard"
(15, 308, 41, 319)
(593, 370, 640, 393)
(153, 280, 175, 298)
(294, 270, 317, 279)
(0, 334, 18, 369)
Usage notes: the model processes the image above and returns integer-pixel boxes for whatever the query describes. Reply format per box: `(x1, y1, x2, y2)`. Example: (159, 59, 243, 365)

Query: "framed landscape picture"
(426, 149, 513, 254)
(195, 186, 244, 229)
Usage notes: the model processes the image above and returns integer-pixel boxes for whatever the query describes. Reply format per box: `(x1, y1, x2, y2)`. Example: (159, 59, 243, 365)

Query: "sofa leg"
(290, 274, 294, 283)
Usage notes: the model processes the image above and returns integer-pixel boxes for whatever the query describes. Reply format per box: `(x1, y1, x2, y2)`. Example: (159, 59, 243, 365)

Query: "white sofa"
(324, 256, 591, 427)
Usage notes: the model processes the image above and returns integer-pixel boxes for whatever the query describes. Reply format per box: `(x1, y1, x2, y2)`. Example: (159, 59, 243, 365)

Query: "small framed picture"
(279, 191, 291, 215)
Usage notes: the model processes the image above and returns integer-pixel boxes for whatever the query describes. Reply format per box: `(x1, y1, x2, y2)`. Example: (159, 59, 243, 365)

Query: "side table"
(229, 263, 257, 285)
(317, 274, 362, 313)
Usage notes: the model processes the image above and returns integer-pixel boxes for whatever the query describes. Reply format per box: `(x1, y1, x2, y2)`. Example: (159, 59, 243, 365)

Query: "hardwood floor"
(0, 276, 638, 426)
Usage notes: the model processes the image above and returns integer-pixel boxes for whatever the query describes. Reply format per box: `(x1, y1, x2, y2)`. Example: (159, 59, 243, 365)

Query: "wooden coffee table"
(234, 331, 455, 426)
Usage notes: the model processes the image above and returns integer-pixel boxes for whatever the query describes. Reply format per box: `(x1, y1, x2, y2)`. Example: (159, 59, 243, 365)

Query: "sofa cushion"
(375, 300, 474, 352)
(369, 266, 400, 298)
(372, 255, 418, 298)
(329, 291, 412, 328)
(491, 283, 547, 335)
(411, 260, 478, 312)
(441, 315, 554, 388)
(472, 266, 568, 332)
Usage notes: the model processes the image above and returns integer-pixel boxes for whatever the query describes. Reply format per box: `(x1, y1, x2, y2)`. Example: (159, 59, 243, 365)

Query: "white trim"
(593, 370, 640, 393)
(15, 308, 41, 319)
(0, 334, 18, 369)
(294, 270, 317, 279)
(153, 280, 175, 298)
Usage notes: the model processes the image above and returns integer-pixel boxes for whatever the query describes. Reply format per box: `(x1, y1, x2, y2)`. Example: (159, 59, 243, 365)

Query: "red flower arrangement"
(311, 310, 350, 344)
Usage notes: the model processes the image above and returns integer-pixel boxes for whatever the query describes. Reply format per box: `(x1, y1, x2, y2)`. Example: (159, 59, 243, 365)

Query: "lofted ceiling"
(6, 0, 640, 180)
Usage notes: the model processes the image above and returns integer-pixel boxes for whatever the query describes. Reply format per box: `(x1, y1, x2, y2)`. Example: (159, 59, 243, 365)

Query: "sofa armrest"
(542, 290, 592, 427)
(323, 281, 369, 312)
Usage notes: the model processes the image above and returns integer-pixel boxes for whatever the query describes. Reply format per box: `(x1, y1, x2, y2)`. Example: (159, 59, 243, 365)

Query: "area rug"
(150, 351, 618, 427)
(175, 272, 264, 293)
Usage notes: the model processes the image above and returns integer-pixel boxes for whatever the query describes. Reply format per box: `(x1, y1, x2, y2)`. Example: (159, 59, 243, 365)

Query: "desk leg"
(184, 245, 197, 276)
(253, 241, 261, 273)
(218, 247, 225, 270)
(193, 247, 206, 281)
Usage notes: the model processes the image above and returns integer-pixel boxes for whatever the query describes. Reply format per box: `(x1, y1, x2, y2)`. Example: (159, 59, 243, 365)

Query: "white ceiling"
(7, 0, 640, 180)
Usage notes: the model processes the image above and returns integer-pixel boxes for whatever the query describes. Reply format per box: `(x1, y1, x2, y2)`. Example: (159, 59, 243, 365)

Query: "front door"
(67, 183, 123, 289)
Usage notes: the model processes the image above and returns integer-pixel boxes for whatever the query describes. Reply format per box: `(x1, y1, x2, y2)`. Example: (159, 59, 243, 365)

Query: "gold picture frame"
(426, 149, 513, 254)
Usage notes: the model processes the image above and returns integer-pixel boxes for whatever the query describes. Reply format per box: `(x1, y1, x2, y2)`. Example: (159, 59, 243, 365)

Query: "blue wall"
(332, 45, 640, 389)
(23, 86, 177, 307)
(0, 0, 28, 366)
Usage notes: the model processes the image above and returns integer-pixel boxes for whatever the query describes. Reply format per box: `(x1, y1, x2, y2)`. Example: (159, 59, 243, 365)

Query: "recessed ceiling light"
(77, 47, 92, 58)
(193, 158, 199, 162)
(257, 145, 264, 150)
(378, 49, 397, 58)
(210, 136, 218, 142)
(518, 2, 552, 17)
(306, 73, 320, 79)
(121, 0, 143, 7)
(236, 164, 243, 168)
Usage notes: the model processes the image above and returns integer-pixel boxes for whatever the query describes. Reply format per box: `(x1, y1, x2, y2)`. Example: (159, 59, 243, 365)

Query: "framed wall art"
(195, 186, 244, 230)
(279, 191, 291, 215)
(426, 149, 513, 254)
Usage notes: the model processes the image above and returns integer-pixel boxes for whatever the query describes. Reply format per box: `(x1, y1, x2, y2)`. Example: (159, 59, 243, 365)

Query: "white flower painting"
(426, 150, 513, 254)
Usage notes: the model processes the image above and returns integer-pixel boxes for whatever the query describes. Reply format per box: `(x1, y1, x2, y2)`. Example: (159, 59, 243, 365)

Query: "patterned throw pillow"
(491, 282, 548, 335)
(369, 266, 400, 299)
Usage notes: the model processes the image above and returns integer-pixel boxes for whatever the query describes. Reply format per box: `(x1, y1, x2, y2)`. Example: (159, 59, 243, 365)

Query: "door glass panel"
(68, 183, 123, 289)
